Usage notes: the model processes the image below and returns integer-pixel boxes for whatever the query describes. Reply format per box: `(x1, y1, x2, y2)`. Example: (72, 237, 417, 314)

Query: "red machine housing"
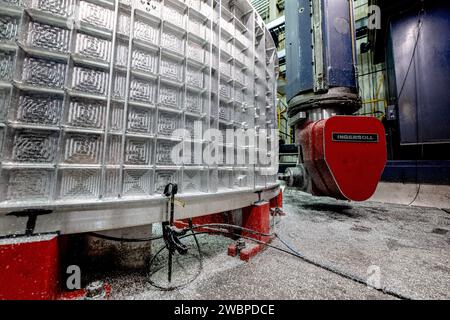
(300, 116, 387, 202)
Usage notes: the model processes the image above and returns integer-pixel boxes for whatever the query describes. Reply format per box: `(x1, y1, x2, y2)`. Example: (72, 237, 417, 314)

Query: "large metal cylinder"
(0, 0, 279, 236)
(286, 0, 360, 121)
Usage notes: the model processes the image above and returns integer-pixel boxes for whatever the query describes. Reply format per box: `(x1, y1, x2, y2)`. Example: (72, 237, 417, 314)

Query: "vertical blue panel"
(286, 0, 357, 103)
(388, 3, 450, 144)
(322, 0, 357, 88)
(286, 0, 314, 101)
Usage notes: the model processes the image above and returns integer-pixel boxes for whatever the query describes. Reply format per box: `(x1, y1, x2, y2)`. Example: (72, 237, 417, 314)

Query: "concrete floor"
(94, 188, 450, 300)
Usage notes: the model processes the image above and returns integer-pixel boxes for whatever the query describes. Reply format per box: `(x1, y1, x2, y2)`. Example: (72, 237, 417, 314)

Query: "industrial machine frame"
(0, 0, 280, 237)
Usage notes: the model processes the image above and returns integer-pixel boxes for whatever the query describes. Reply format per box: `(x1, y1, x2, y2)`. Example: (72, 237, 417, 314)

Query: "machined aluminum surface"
(0, 0, 279, 232)
(0, 185, 280, 235)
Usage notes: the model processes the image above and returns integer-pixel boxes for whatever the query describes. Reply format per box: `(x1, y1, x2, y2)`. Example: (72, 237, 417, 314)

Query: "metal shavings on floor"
(87, 189, 450, 300)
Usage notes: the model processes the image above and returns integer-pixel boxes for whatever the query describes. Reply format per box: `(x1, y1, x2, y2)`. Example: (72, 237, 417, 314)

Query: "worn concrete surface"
(371, 182, 450, 209)
(89, 188, 450, 300)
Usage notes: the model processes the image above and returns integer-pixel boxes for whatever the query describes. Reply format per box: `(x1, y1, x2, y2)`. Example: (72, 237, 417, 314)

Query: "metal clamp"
(162, 183, 188, 283)
(7, 209, 52, 236)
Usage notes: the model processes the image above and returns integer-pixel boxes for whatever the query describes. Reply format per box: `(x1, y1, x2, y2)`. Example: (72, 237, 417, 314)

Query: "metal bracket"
(288, 111, 308, 127)
(162, 183, 188, 283)
(254, 190, 263, 204)
(7, 209, 52, 236)
(311, 0, 327, 93)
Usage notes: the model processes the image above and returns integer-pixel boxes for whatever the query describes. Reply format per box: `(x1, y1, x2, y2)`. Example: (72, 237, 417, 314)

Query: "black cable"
(189, 231, 204, 288)
(145, 221, 266, 290)
(88, 232, 163, 243)
(190, 223, 273, 237)
(182, 227, 414, 300)
(396, 8, 425, 101)
(92, 222, 413, 299)
(88, 223, 263, 289)
(147, 243, 203, 291)
(408, 182, 421, 206)
(273, 233, 413, 300)
(394, 6, 425, 207)
(188, 218, 203, 269)
(147, 223, 203, 291)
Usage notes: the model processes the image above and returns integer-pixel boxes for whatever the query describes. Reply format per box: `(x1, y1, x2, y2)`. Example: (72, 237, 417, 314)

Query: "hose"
(183, 226, 414, 300)
(147, 220, 203, 291)
(90, 222, 414, 299)
(190, 223, 272, 237)
(273, 233, 413, 300)
(88, 232, 163, 243)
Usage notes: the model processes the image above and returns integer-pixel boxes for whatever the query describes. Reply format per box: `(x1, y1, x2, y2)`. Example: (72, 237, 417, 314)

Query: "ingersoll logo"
(332, 133, 379, 143)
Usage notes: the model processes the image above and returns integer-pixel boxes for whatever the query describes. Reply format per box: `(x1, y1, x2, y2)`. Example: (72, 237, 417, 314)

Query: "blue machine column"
(286, 0, 361, 122)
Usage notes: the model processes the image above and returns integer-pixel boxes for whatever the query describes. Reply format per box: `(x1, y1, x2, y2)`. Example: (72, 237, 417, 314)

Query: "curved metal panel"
(0, 0, 279, 233)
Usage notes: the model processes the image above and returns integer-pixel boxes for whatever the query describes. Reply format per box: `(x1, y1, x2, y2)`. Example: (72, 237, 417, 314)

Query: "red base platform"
(0, 191, 281, 299)
(0, 234, 59, 300)
(228, 200, 273, 261)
